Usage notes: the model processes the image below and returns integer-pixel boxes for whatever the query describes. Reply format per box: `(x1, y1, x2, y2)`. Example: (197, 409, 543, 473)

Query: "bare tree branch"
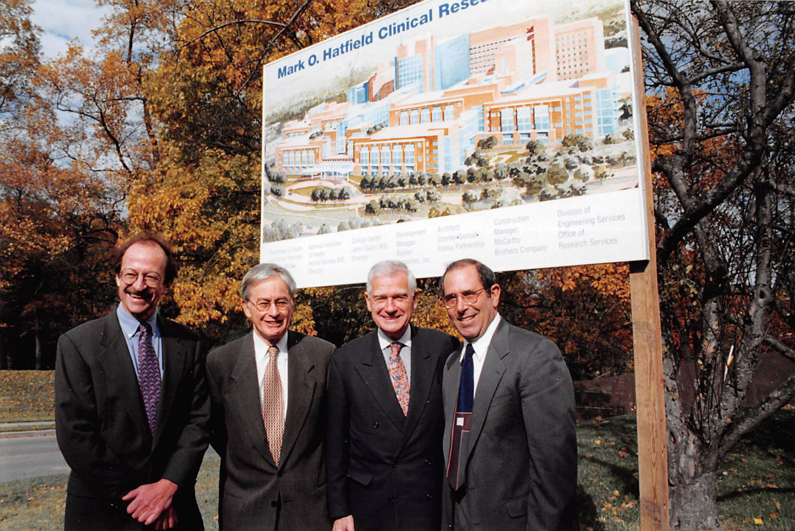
(182, 19, 288, 49)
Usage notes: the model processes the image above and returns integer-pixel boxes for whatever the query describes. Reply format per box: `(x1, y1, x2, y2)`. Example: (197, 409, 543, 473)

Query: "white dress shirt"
(459, 314, 502, 397)
(254, 332, 290, 418)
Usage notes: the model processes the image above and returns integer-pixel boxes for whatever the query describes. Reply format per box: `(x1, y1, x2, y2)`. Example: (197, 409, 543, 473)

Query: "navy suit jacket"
(326, 327, 459, 531)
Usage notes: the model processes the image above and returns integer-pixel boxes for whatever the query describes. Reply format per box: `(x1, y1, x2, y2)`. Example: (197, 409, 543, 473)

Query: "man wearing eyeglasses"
(440, 259, 577, 531)
(206, 263, 335, 530)
(326, 260, 459, 531)
(55, 233, 210, 530)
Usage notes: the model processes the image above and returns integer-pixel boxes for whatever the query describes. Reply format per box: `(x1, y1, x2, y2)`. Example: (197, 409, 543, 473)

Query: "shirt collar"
(462, 313, 501, 362)
(116, 304, 159, 339)
(253, 330, 290, 358)
(377, 325, 412, 351)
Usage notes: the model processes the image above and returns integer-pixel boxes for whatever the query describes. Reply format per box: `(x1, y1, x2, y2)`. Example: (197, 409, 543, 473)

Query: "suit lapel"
(444, 346, 463, 424)
(280, 331, 316, 468)
(230, 332, 275, 466)
(153, 317, 188, 447)
(461, 319, 509, 474)
(97, 312, 152, 441)
(354, 332, 406, 431)
(395, 328, 434, 456)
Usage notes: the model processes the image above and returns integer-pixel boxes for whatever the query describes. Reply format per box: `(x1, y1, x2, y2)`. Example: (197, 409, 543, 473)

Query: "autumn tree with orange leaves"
(0, 0, 428, 367)
(0, 0, 124, 368)
(634, 0, 795, 527)
(498, 264, 633, 380)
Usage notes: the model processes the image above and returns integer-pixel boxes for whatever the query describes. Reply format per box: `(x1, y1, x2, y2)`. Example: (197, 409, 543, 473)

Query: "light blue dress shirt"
(116, 305, 164, 379)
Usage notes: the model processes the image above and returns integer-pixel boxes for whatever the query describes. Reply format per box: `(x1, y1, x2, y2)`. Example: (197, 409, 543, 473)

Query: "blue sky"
(30, 0, 110, 57)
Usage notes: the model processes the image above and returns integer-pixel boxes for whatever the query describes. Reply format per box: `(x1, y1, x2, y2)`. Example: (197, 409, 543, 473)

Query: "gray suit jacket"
(206, 330, 335, 530)
(55, 310, 210, 530)
(442, 318, 577, 531)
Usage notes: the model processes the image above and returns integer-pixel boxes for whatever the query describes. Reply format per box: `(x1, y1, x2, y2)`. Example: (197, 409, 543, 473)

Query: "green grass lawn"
(1, 371, 792, 530)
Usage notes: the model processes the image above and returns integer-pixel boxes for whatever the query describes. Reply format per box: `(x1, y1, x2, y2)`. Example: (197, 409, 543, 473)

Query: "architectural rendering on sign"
(260, 0, 648, 288)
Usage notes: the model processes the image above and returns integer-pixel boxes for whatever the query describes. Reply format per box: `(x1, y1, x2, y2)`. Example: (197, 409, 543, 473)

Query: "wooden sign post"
(629, 16, 671, 531)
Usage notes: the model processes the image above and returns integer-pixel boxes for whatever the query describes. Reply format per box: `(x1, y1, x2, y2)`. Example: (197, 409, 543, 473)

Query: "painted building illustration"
(274, 15, 629, 179)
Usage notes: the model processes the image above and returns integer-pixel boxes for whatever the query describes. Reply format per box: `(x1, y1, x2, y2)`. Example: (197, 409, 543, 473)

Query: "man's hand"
(154, 506, 178, 530)
(122, 478, 178, 526)
(333, 515, 355, 531)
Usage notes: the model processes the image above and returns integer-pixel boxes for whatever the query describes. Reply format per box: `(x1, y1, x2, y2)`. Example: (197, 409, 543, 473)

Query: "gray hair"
(241, 263, 297, 300)
(366, 260, 416, 294)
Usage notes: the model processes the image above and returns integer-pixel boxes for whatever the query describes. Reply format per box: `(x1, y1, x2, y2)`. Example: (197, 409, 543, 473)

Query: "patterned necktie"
(447, 343, 475, 489)
(262, 345, 285, 466)
(137, 323, 161, 434)
(388, 341, 410, 416)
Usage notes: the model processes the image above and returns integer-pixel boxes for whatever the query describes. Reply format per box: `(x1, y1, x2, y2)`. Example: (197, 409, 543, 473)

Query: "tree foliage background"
(0, 0, 634, 381)
(2, 0, 794, 527)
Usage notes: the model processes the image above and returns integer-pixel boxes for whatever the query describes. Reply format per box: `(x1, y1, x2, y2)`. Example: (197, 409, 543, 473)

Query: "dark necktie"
(262, 345, 285, 466)
(447, 343, 474, 489)
(137, 323, 161, 434)
(388, 341, 410, 416)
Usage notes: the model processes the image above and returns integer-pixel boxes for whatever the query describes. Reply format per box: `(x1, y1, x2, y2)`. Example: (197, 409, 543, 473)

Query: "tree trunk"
(34, 312, 42, 370)
(0, 331, 7, 370)
(669, 431, 720, 530)
(670, 469, 719, 530)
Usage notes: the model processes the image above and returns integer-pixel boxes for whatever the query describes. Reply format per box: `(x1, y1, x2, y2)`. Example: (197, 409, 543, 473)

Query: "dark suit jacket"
(442, 318, 577, 531)
(55, 310, 210, 530)
(326, 327, 459, 531)
(206, 330, 335, 530)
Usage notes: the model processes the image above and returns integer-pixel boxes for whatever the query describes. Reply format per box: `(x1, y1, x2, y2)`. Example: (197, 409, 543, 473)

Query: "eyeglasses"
(442, 288, 485, 309)
(248, 299, 292, 312)
(119, 269, 163, 288)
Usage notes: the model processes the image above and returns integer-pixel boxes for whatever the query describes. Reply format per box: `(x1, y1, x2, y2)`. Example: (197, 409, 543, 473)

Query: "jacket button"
(427, 493, 433, 500)
(373, 421, 379, 429)
(388, 496, 395, 503)
(425, 459, 432, 466)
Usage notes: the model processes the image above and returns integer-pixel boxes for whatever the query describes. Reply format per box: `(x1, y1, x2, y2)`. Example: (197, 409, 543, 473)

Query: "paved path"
(0, 424, 218, 484)
(0, 432, 69, 482)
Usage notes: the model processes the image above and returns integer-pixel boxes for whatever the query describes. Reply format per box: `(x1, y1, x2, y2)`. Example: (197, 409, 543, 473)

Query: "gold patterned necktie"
(262, 345, 285, 466)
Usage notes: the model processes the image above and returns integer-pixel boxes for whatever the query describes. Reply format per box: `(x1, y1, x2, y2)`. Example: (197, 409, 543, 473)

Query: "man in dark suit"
(326, 260, 459, 531)
(440, 259, 577, 531)
(206, 263, 335, 530)
(55, 233, 210, 530)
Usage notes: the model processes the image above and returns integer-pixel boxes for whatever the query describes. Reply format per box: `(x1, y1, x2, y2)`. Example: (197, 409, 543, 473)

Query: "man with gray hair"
(326, 260, 459, 531)
(206, 263, 335, 530)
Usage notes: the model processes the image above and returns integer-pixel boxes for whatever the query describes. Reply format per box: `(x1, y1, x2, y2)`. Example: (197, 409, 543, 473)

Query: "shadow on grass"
(717, 486, 795, 503)
(576, 484, 607, 531)
(585, 455, 640, 499)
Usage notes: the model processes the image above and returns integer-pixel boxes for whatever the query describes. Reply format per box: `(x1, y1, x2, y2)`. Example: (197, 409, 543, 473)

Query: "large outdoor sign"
(261, 0, 648, 287)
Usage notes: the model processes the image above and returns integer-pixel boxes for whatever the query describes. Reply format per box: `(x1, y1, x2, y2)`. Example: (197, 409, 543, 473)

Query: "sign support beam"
(629, 16, 670, 531)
